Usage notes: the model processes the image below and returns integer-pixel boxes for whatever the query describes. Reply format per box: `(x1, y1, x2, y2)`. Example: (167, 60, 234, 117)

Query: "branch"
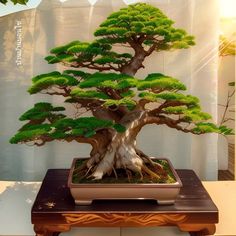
(40, 86, 71, 97)
(30, 130, 112, 152)
(63, 60, 121, 72)
(149, 101, 186, 116)
(221, 118, 235, 124)
(145, 42, 158, 56)
(141, 115, 202, 135)
(100, 88, 129, 117)
(220, 89, 235, 125)
(138, 99, 151, 109)
(70, 97, 122, 122)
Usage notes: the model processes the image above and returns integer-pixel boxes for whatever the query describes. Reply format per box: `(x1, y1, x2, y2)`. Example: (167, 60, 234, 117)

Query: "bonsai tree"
(10, 3, 232, 181)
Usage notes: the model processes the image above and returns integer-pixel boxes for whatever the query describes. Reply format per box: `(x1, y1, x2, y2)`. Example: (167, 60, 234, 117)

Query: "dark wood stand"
(32, 169, 218, 236)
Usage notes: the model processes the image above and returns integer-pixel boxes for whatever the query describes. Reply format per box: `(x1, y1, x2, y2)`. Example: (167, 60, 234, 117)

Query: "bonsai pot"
(68, 157, 182, 206)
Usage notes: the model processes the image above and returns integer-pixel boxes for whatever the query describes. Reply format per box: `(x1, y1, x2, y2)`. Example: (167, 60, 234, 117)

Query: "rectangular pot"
(68, 157, 182, 205)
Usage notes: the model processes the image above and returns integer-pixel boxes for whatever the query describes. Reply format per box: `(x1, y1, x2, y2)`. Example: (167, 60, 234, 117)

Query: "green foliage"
(0, 0, 28, 4)
(192, 123, 234, 135)
(103, 98, 136, 110)
(10, 129, 48, 144)
(52, 117, 115, 138)
(10, 3, 231, 147)
(163, 106, 187, 114)
(113, 123, 126, 132)
(137, 73, 186, 91)
(139, 91, 199, 105)
(94, 53, 132, 65)
(95, 3, 195, 50)
(44, 3, 195, 73)
(28, 71, 79, 94)
(79, 72, 137, 90)
(71, 88, 110, 100)
(10, 115, 126, 144)
(182, 109, 212, 122)
(163, 106, 211, 122)
(120, 90, 135, 98)
(19, 103, 66, 121)
(63, 70, 91, 79)
(218, 125, 234, 135)
(45, 40, 131, 67)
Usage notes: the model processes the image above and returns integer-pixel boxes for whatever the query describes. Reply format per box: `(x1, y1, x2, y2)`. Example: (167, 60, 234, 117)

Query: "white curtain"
(0, 0, 222, 181)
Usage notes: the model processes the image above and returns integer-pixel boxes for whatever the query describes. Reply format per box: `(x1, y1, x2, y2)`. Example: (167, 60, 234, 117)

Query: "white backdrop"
(0, 0, 222, 182)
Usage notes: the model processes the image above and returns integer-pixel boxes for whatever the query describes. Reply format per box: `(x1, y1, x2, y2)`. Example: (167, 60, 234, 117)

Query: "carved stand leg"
(179, 224, 216, 236)
(34, 225, 71, 236)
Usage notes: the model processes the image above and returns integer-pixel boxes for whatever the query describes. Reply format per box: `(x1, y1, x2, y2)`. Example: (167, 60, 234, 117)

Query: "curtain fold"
(0, 0, 222, 181)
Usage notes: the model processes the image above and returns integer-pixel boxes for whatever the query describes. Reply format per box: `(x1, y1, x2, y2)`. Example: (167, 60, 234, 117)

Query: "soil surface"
(72, 159, 176, 184)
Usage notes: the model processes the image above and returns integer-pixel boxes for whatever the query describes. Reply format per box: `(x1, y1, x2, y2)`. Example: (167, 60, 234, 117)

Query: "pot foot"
(75, 200, 93, 205)
(157, 200, 175, 205)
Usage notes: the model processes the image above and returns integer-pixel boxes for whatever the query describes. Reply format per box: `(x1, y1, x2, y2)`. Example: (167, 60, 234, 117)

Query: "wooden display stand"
(32, 169, 218, 236)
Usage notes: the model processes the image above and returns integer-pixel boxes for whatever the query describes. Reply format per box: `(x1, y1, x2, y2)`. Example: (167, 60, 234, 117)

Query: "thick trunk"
(84, 112, 166, 180)
(90, 132, 143, 180)
(121, 53, 146, 76)
(121, 43, 147, 76)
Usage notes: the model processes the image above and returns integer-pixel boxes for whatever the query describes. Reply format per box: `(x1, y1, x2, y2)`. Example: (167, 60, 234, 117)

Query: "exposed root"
(125, 169, 132, 182)
(85, 166, 93, 178)
(135, 149, 167, 176)
(73, 159, 88, 175)
(112, 166, 118, 179)
(139, 170, 144, 181)
(86, 153, 101, 168)
(141, 164, 162, 181)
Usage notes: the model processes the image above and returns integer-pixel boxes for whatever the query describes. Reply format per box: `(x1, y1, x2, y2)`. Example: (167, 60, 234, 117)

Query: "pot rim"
(68, 157, 183, 188)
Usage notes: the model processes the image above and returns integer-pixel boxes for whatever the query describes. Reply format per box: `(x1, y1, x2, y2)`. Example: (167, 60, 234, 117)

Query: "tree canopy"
(45, 3, 195, 76)
(10, 3, 233, 155)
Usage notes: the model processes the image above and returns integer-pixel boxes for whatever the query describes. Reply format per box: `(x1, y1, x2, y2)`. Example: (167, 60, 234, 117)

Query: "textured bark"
(121, 52, 146, 76)
(121, 39, 158, 76)
(121, 42, 146, 76)
(86, 112, 166, 180)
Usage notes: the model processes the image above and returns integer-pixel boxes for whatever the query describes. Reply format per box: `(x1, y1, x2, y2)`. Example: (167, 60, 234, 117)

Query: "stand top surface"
(31, 169, 218, 216)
